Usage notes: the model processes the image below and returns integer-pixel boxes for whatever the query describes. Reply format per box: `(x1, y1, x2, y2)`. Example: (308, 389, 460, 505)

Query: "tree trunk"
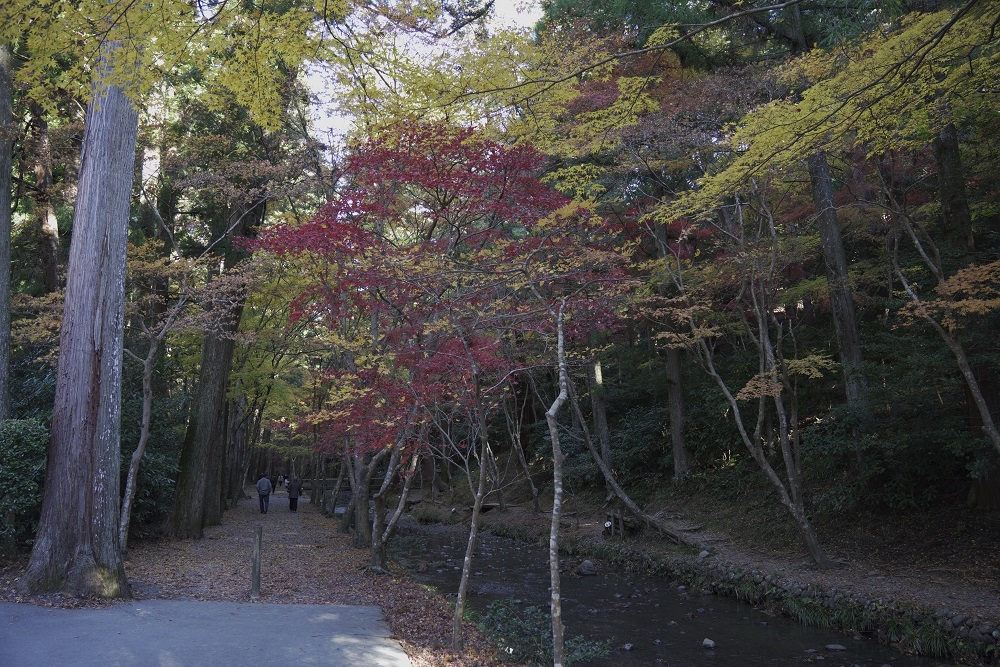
(587, 357, 612, 471)
(653, 219, 694, 476)
(932, 122, 973, 252)
(339, 453, 357, 532)
(310, 453, 322, 505)
(504, 381, 540, 512)
(29, 101, 61, 294)
(0, 43, 12, 422)
(202, 365, 233, 528)
(880, 182, 1000, 456)
(325, 460, 345, 517)
(370, 446, 402, 571)
(568, 382, 698, 546)
(808, 152, 868, 422)
(223, 398, 249, 508)
(370, 448, 420, 571)
(451, 420, 490, 651)
(169, 323, 240, 538)
(169, 191, 259, 536)
(119, 345, 156, 555)
(699, 340, 833, 568)
(383, 452, 419, 540)
(673, 194, 833, 568)
(23, 40, 139, 595)
(544, 304, 569, 667)
(916, 304, 1000, 455)
(665, 348, 690, 478)
(216, 399, 236, 510)
(341, 447, 387, 547)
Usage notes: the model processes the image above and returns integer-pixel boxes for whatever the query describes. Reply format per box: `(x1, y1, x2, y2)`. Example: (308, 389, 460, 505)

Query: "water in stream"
(394, 521, 956, 667)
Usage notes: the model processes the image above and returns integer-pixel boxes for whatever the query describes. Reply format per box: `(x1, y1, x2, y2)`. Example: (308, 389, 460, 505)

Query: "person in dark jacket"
(256, 473, 273, 514)
(286, 477, 303, 512)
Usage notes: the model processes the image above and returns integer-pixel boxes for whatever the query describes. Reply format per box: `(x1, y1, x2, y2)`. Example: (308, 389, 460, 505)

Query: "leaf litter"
(0, 490, 520, 667)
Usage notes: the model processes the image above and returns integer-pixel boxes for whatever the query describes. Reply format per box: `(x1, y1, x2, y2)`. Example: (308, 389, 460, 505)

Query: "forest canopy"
(0, 0, 998, 640)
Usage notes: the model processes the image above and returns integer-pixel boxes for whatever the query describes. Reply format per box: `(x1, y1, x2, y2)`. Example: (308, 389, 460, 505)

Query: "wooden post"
(251, 524, 262, 600)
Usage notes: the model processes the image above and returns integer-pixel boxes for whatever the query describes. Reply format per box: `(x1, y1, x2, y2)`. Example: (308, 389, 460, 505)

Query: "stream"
(392, 520, 956, 667)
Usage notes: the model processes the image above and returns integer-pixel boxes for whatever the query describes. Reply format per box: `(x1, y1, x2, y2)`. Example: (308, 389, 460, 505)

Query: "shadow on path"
(0, 490, 412, 667)
(0, 598, 410, 667)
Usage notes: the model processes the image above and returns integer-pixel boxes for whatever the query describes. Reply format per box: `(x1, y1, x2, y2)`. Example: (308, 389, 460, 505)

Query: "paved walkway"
(0, 598, 411, 666)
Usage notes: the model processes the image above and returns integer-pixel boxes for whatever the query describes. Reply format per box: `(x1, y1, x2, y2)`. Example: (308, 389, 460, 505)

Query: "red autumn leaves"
(254, 121, 630, 455)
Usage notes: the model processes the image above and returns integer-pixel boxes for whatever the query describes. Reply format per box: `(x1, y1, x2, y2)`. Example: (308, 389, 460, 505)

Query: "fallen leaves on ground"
(0, 493, 519, 667)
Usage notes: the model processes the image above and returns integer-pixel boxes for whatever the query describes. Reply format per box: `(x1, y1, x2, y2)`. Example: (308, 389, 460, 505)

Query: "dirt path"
(0, 490, 510, 667)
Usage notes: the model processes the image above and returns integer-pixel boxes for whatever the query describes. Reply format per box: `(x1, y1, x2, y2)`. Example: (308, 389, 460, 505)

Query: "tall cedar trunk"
(665, 348, 690, 478)
(0, 43, 12, 421)
(213, 399, 232, 513)
(169, 324, 240, 538)
(169, 195, 257, 537)
(224, 399, 249, 507)
(23, 42, 139, 595)
(203, 362, 234, 528)
(807, 152, 868, 420)
(932, 123, 974, 252)
(29, 101, 61, 293)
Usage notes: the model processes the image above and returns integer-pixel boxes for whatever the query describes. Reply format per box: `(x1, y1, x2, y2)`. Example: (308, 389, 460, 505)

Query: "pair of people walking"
(256, 473, 302, 513)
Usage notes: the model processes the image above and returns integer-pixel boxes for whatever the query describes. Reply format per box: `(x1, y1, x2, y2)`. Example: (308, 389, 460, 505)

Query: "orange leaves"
(736, 370, 782, 401)
(900, 260, 1000, 332)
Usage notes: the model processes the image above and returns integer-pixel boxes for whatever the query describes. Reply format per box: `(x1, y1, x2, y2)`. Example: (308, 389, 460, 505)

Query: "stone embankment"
(657, 554, 999, 665)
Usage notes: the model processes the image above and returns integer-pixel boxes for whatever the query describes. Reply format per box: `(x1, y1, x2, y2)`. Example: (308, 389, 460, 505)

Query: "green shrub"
(124, 447, 180, 540)
(412, 506, 444, 524)
(603, 406, 676, 501)
(0, 419, 48, 554)
(119, 387, 185, 539)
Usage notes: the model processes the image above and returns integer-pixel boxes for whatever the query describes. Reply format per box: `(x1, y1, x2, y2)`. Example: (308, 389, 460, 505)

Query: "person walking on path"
(287, 477, 303, 512)
(256, 473, 272, 514)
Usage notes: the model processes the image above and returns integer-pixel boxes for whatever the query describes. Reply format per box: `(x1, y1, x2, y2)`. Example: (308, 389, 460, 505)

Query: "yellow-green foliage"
(541, 164, 607, 201)
(571, 75, 660, 140)
(2, 0, 351, 129)
(657, 4, 1000, 221)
